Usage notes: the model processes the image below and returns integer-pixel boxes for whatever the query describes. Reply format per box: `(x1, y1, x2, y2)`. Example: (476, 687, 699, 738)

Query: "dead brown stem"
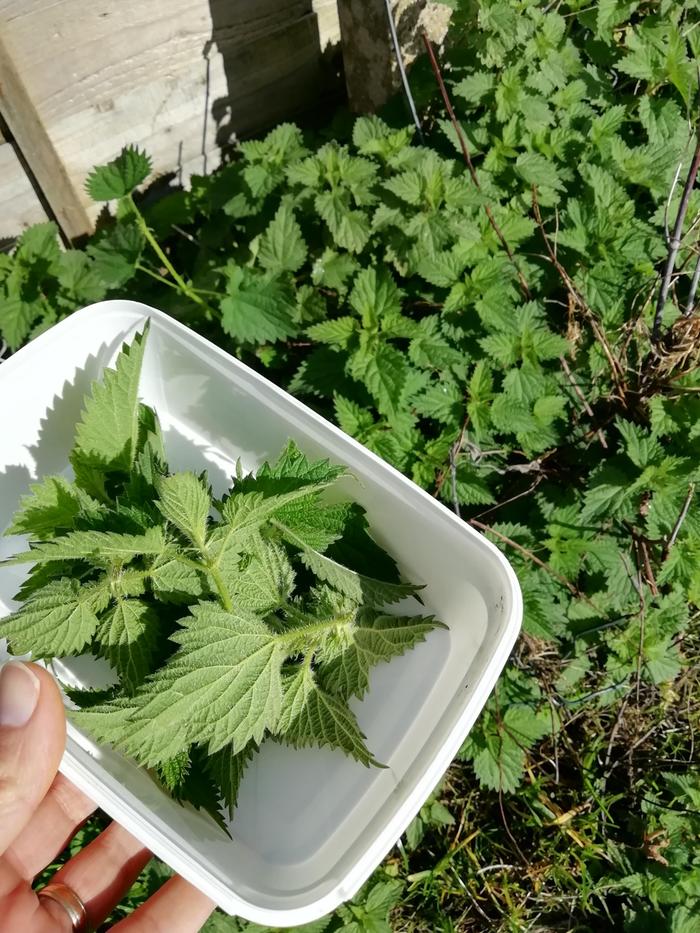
(532, 187, 627, 401)
(559, 354, 608, 448)
(421, 32, 531, 300)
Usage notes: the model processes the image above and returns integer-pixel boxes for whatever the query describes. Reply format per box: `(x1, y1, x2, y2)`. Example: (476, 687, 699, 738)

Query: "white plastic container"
(0, 301, 521, 926)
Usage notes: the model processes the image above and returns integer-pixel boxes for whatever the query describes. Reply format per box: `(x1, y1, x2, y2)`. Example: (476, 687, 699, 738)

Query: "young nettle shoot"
(0, 327, 444, 828)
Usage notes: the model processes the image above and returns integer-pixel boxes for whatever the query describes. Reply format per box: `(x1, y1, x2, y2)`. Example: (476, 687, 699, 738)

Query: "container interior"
(0, 303, 520, 921)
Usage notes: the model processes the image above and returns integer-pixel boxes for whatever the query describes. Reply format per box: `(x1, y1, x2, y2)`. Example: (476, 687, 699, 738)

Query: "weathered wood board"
(0, 132, 49, 242)
(0, 0, 341, 239)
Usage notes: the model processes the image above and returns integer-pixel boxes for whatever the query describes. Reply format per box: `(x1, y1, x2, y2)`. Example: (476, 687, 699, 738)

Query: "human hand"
(0, 660, 216, 931)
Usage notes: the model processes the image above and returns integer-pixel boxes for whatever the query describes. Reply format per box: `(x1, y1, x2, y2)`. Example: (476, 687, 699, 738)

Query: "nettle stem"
(281, 612, 355, 653)
(130, 196, 216, 317)
(207, 563, 234, 612)
(171, 553, 235, 612)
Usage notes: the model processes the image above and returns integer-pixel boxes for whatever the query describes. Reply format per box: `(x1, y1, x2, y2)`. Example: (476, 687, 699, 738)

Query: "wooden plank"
(337, 0, 450, 112)
(0, 139, 49, 241)
(0, 34, 90, 238)
(0, 0, 333, 237)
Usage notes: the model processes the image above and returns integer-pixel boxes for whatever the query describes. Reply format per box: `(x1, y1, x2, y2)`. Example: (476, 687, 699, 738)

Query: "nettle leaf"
(0, 579, 107, 657)
(417, 250, 467, 288)
(415, 381, 463, 425)
(97, 599, 160, 693)
(157, 749, 191, 795)
(453, 72, 495, 105)
(351, 343, 409, 422)
(221, 267, 296, 344)
(0, 298, 44, 351)
(616, 419, 663, 469)
(119, 606, 285, 765)
(7, 475, 103, 540)
(13, 220, 61, 268)
(582, 463, 639, 521)
(257, 203, 307, 274)
(311, 248, 359, 293)
(272, 498, 352, 553)
(317, 613, 442, 700)
(56, 251, 107, 304)
(352, 115, 413, 160)
(245, 440, 346, 492)
(452, 461, 496, 507)
(205, 742, 256, 816)
(384, 170, 424, 206)
(338, 879, 404, 933)
(514, 151, 564, 192)
(306, 316, 358, 348)
(315, 190, 370, 253)
(150, 555, 209, 603)
(334, 394, 375, 437)
(349, 268, 403, 330)
(86, 146, 152, 201)
(277, 666, 375, 766)
(7, 527, 165, 565)
(296, 541, 421, 608)
(86, 223, 144, 288)
(226, 538, 295, 614)
(157, 472, 211, 549)
(461, 705, 551, 793)
(72, 327, 148, 473)
(409, 316, 464, 371)
(217, 489, 312, 544)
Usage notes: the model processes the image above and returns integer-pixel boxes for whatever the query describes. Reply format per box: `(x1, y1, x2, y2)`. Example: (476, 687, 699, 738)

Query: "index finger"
(111, 875, 215, 932)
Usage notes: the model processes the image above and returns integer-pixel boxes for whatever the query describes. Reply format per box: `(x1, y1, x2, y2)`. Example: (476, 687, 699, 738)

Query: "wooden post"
(337, 0, 451, 113)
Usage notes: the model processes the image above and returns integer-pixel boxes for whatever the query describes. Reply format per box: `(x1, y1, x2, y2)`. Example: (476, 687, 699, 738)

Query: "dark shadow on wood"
(207, 1, 344, 160)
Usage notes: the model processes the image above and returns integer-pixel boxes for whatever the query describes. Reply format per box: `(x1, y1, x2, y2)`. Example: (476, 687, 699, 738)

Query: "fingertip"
(27, 663, 67, 727)
(0, 661, 40, 728)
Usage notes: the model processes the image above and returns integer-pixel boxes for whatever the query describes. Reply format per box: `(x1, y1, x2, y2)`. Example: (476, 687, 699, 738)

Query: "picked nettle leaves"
(0, 329, 443, 827)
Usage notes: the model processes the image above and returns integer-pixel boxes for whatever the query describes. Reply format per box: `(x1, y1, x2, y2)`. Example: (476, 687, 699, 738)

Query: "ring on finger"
(37, 881, 90, 932)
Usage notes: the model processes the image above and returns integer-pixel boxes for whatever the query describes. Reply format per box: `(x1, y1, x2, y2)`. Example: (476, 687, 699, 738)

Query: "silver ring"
(37, 882, 89, 932)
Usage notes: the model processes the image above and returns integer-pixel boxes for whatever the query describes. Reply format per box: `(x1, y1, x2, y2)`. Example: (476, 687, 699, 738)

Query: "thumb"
(0, 661, 66, 855)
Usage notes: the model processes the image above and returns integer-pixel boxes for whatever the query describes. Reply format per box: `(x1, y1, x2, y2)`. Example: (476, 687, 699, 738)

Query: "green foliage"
(2, 0, 700, 928)
(606, 771, 700, 933)
(0, 332, 440, 824)
(85, 145, 152, 201)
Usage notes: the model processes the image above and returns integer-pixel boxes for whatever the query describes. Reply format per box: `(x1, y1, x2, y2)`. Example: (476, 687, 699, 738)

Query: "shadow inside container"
(0, 348, 113, 612)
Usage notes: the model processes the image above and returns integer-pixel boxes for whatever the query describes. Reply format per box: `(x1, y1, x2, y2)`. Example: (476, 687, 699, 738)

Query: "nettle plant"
(0, 328, 440, 825)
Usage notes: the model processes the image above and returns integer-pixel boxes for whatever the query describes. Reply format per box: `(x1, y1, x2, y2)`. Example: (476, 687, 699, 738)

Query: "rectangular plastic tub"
(0, 301, 521, 926)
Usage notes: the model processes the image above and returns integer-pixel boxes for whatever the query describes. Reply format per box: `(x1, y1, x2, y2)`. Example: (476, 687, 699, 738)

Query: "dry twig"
(653, 130, 700, 341)
(664, 483, 696, 560)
